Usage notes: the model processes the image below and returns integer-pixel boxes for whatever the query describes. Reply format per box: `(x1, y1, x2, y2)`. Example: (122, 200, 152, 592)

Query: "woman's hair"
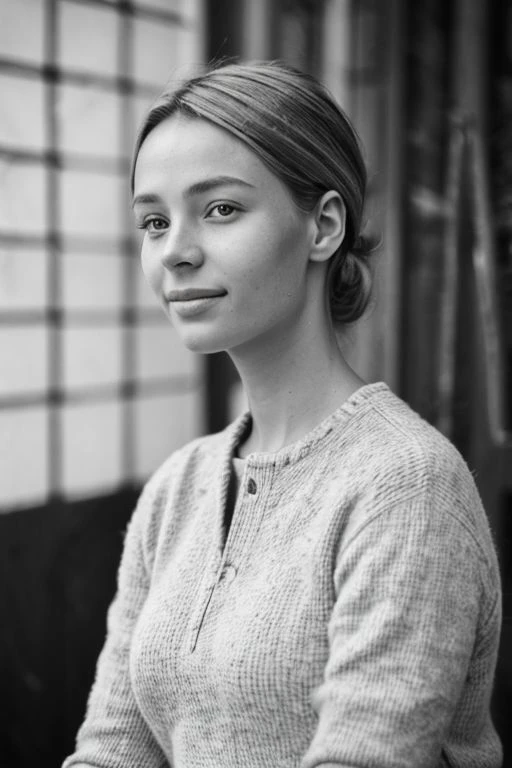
(132, 60, 375, 325)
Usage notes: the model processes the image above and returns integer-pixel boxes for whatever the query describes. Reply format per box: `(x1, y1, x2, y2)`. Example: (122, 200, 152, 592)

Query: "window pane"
(0, 0, 45, 65)
(0, 161, 46, 235)
(133, 17, 180, 86)
(179, 25, 202, 65)
(134, 0, 184, 12)
(0, 326, 48, 396)
(0, 406, 48, 510)
(0, 74, 46, 151)
(134, 0, 201, 23)
(135, 323, 199, 382)
(57, 84, 121, 158)
(133, 390, 201, 480)
(61, 251, 124, 310)
(58, 1, 119, 77)
(60, 399, 123, 497)
(130, 93, 159, 147)
(59, 170, 124, 239)
(0, 247, 47, 310)
(62, 325, 123, 390)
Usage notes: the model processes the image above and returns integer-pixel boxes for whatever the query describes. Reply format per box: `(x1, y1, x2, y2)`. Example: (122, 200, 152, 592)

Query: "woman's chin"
(176, 322, 258, 356)
(178, 331, 230, 356)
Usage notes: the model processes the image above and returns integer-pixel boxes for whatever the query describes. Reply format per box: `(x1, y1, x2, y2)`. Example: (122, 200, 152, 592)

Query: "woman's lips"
(166, 287, 226, 302)
(165, 288, 227, 317)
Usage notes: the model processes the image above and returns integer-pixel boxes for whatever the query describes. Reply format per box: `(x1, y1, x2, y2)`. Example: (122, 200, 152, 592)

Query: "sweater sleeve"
(302, 491, 492, 768)
(62, 477, 169, 768)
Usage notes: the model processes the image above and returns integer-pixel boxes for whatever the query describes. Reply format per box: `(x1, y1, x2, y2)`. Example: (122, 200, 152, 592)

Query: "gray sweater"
(64, 382, 502, 767)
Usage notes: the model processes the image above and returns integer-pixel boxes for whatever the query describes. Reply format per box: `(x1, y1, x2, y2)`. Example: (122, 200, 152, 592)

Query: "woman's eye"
(208, 203, 237, 218)
(137, 216, 168, 234)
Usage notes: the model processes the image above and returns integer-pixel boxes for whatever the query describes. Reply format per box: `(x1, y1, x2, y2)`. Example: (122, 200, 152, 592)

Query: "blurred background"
(0, 0, 510, 765)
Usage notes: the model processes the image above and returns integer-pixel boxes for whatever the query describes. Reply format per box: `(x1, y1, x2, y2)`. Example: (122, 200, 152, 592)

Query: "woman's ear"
(309, 191, 346, 263)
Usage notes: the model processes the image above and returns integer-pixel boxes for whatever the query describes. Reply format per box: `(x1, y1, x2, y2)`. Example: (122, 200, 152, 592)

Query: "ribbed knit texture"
(63, 382, 502, 768)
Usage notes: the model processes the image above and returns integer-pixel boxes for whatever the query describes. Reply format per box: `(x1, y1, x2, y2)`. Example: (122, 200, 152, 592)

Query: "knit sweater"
(63, 382, 502, 768)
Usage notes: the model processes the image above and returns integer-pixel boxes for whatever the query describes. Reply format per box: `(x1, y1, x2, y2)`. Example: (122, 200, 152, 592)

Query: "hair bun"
(328, 232, 378, 325)
(351, 232, 379, 259)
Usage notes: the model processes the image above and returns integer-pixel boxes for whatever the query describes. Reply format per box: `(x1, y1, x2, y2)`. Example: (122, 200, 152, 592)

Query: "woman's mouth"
(165, 288, 227, 317)
(166, 288, 226, 302)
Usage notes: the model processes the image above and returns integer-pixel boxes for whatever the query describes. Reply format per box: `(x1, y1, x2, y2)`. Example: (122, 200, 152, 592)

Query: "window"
(0, 0, 204, 511)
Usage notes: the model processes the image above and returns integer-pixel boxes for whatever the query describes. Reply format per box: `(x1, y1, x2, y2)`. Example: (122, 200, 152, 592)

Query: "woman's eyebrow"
(132, 177, 255, 209)
(132, 193, 162, 208)
(184, 176, 256, 197)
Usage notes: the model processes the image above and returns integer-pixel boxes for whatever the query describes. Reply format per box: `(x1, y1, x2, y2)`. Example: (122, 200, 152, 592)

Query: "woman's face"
(132, 114, 320, 356)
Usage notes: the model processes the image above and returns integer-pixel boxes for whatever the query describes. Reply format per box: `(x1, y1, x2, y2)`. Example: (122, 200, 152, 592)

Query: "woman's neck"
(229, 314, 365, 458)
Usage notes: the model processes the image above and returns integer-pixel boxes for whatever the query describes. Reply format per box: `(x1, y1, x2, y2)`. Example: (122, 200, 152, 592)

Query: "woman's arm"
(62, 478, 169, 768)
(302, 490, 501, 768)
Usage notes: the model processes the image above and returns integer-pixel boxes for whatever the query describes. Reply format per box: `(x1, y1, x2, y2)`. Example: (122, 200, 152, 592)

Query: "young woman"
(64, 61, 502, 768)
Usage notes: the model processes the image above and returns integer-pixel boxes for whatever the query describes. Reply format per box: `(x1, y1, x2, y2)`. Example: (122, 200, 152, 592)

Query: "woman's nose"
(160, 230, 204, 270)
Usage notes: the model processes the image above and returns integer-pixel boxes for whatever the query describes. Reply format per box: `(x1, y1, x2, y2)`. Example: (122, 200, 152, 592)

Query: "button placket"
(190, 464, 264, 653)
(189, 558, 223, 653)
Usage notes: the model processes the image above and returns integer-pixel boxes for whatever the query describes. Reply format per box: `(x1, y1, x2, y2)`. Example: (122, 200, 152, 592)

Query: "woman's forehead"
(137, 116, 256, 170)
(133, 115, 284, 198)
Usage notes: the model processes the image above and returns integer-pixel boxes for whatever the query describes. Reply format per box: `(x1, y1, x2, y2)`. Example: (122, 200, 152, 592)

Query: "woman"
(64, 61, 502, 768)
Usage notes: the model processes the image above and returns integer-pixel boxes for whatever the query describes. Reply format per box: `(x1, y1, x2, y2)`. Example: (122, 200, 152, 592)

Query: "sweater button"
(247, 477, 257, 494)
(221, 564, 237, 584)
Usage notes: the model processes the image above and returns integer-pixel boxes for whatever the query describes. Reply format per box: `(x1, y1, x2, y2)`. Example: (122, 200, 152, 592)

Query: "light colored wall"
(0, 0, 205, 512)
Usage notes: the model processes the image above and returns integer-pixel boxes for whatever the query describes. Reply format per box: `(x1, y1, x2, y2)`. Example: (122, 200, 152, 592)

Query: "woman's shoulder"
(151, 426, 232, 480)
(127, 419, 240, 542)
(339, 385, 498, 562)
(346, 383, 475, 489)
(143, 419, 239, 498)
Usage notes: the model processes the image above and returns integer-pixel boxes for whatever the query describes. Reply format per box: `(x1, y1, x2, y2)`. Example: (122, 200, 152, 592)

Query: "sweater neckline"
(225, 381, 390, 468)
